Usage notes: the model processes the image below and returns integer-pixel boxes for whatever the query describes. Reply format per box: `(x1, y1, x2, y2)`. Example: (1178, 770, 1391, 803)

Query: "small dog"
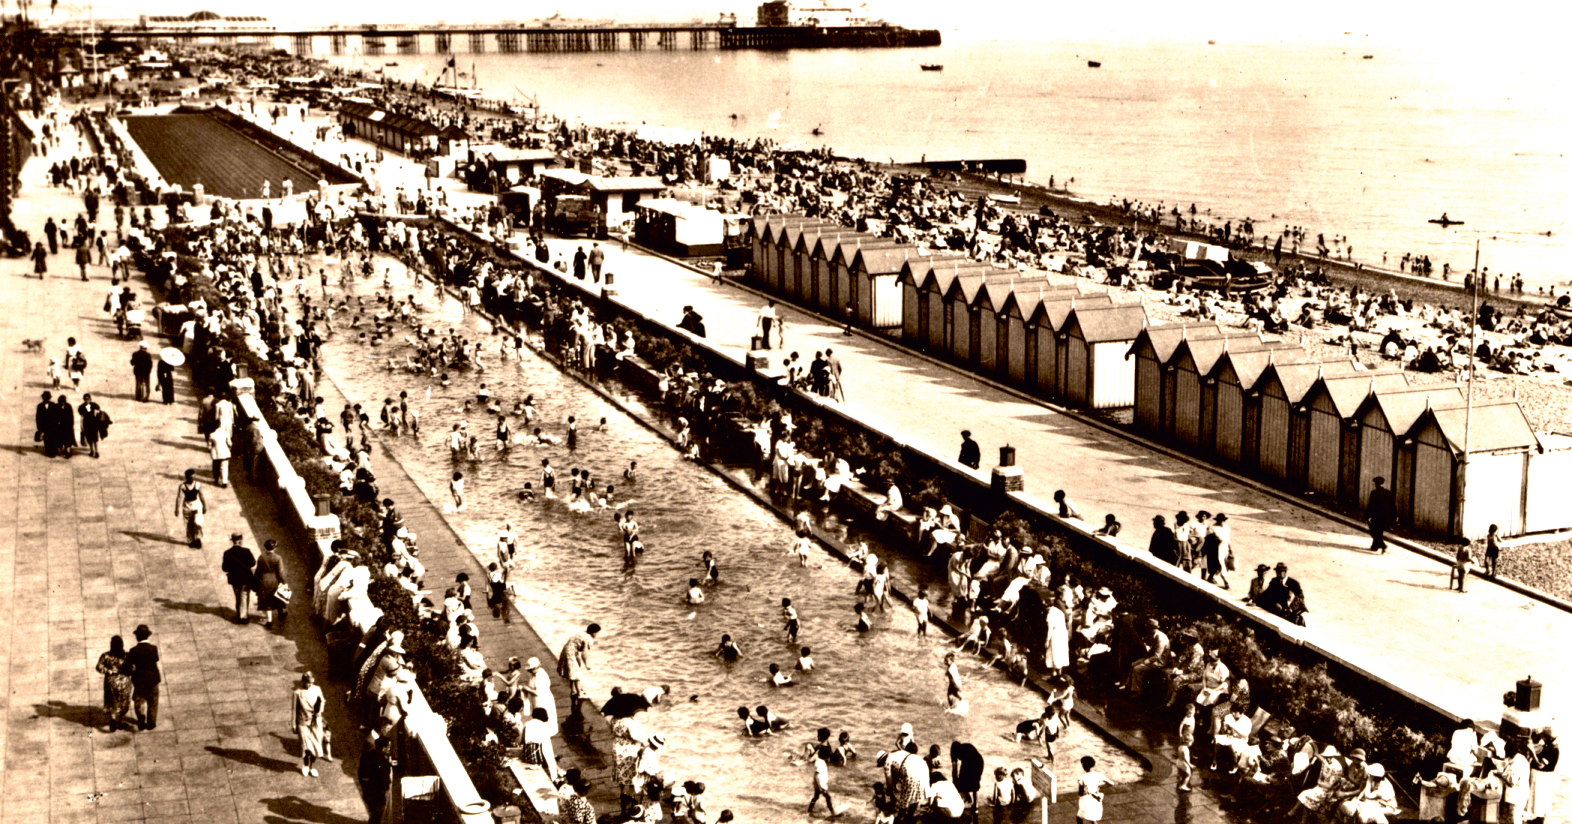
(21, 338, 44, 353)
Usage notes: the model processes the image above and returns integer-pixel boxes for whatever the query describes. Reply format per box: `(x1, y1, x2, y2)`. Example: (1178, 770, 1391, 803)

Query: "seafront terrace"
(525, 233, 1571, 727)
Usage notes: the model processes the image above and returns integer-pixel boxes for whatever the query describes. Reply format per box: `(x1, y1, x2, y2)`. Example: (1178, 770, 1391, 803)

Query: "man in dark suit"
(1367, 476, 1395, 554)
(221, 533, 256, 623)
(125, 624, 164, 730)
(958, 429, 981, 470)
(1257, 563, 1307, 626)
(130, 342, 154, 401)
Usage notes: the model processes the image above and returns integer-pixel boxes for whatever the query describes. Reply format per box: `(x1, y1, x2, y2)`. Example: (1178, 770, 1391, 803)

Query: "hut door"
(1395, 441, 1416, 523)
(1242, 397, 1261, 470)
(968, 310, 982, 368)
(1025, 328, 1039, 391)
(918, 292, 930, 343)
(943, 303, 955, 354)
(1338, 424, 1360, 505)
(1200, 380, 1218, 453)
(997, 319, 1010, 379)
(1160, 368, 1178, 436)
(1288, 409, 1311, 487)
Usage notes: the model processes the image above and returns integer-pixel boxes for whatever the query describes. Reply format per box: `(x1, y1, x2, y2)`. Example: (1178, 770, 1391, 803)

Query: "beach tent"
(1405, 402, 1538, 538)
(1127, 323, 1222, 435)
(1210, 345, 1312, 465)
(1059, 304, 1149, 409)
(1351, 386, 1466, 510)
(1302, 369, 1407, 503)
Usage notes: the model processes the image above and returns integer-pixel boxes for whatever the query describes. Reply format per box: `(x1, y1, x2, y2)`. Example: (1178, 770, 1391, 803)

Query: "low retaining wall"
(230, 386, 496, 824)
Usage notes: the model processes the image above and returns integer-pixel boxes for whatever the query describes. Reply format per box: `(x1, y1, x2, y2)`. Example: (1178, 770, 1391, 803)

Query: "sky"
(53, 0, 1571, 55)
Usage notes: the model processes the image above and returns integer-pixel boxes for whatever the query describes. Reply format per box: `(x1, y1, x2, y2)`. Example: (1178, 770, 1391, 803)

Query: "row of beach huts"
(746, 214, 1572, 540)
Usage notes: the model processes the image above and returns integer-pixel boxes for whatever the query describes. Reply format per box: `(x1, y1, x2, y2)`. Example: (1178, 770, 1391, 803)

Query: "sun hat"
(526, 657, 542, 670)
(1366, 763, 1385, 778)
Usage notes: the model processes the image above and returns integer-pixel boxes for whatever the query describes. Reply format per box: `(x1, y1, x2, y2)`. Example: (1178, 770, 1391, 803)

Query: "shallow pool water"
(316, 262, 1144, 822)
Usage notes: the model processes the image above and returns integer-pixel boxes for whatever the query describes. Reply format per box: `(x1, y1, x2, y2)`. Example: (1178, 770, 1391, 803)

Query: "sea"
(336, 36, 1569, 288)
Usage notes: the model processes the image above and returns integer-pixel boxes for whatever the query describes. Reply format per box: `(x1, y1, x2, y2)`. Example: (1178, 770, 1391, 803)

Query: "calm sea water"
(339, 37, 1568, 288)
(317, 267, 1140, 822)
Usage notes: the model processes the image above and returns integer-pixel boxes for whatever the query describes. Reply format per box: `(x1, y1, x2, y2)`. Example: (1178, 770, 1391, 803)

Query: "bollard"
(991, 445, 1024, 494)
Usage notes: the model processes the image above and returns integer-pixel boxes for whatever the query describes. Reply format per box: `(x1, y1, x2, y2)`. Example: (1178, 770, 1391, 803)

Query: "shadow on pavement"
(32, 700, 103, 729)
(205, 744, 301, 774)
(154, 597, 234, 621)
(261, 795, 364, 824)
(120, 530, 185, 545)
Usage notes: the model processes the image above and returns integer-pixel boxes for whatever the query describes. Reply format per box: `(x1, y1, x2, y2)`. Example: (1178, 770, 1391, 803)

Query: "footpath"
(533, 235, 1571, 726)
(0, 126, 366, 823)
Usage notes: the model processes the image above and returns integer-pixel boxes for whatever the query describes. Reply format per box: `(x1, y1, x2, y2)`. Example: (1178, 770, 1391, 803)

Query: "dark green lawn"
(125, 114, 321, 201)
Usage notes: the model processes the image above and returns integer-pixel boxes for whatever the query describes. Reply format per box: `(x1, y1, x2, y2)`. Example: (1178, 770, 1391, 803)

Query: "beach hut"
(1209, 345, 1312, 464)
(851, 245, 923, 329)
(942, 271, 1033, 368)
(778, 225, 818, 303)
(999, 285, 1093, 386)
(794, 227, 855, 310)
(1254, 361, 1354, 483)
(810, 231, 868, 313)
(898, 253, 971, 344)
(1036, 294, 1115, 398)
(761, 217, 833, 294)
(1168, 333, 1263, 449)
(833, 237, 902, 322)
(1059, 304, 1149, 409)
(1404, 402, 1538, 538)
(1352, 385, 1465, 511)
(1302, 369, 1408, 503)
(1127, 323, 1222, 435)
(1525, 436, 1572, 535)
(913, 260, 996, 353)
(584, 176, 669, 233)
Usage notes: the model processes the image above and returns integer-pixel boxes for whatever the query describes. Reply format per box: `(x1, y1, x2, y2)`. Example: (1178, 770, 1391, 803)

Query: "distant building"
(138, 11, 272, 31)
(755, 0, 865, 27)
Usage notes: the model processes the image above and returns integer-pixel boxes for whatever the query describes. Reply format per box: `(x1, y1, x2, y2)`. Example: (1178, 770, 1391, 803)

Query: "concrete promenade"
(0, 127, 368, 823)
(536, 235, 1569, 725)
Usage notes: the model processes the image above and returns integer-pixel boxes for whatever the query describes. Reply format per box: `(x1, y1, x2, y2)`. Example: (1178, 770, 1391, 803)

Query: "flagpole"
(1458, 238, 1479, 538)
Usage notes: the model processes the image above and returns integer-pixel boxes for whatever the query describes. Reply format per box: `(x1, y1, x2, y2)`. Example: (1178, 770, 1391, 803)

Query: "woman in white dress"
(293, 673, 328, 777)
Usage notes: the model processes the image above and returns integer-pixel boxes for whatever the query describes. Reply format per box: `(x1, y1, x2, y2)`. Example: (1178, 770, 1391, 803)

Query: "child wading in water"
(782, 598, 800, 643)
(450, 471, 465, 511)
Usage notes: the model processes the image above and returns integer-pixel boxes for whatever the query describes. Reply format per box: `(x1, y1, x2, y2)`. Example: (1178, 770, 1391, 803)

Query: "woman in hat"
(521, 657, 556, 734)
(610, 700, 656, 797)
(1339, 762, 1399, 823)
(293, 672, 327, 776)
(1245, 563, 1271, 606)
(1201, 513, 1231, 589)
(95, 635, 134, 731)
(560, 777, 595, 824)
(254, 540, 287, 628)
(174, 468, 206, 548)
(521, 707, 560, 784)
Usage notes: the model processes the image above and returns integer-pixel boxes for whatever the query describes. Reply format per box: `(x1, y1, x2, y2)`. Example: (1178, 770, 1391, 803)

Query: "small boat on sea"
(811, 125, 824, 136)
(1087, 60, 1101, 68)
(1429, 213, 1465, 227)
(1362, 54, 1374, 59)
(384, 61, 399, 67)
(920, 64, 943, 71)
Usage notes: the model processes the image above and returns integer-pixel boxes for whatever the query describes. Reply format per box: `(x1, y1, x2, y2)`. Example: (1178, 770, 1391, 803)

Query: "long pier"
(101, 24, 940, 56)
